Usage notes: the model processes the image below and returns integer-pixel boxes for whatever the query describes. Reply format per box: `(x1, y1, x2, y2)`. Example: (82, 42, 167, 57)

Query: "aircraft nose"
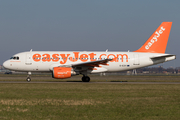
(3, 61, 9, 69)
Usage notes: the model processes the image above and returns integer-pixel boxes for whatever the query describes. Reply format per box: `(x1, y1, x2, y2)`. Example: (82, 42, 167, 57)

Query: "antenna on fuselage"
(106, 49, 108, 52)
(30, 49, 32, 52)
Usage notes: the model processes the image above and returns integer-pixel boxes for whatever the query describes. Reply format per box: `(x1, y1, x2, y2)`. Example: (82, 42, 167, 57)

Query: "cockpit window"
(10, 56, 19, 60)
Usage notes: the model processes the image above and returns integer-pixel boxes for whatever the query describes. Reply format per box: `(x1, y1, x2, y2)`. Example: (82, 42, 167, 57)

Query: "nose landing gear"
(26, 72, 31, 82)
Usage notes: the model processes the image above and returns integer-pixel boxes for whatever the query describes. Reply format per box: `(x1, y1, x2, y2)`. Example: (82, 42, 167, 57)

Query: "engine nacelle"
(52, 67, 75, 79)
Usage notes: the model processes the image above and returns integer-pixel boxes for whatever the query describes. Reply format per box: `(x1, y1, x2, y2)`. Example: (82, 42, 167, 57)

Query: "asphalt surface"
(1, 81, 180, 84)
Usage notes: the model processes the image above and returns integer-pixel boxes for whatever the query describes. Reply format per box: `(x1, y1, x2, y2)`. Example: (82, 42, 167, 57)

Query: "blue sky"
(0, 1, 180, 68)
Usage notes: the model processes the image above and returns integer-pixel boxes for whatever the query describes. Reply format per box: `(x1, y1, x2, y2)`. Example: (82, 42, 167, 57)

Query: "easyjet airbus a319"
(3, 22, 176, 82)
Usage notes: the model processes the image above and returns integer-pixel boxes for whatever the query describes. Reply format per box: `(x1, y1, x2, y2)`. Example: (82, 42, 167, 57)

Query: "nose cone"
(3, 61, 9, 69)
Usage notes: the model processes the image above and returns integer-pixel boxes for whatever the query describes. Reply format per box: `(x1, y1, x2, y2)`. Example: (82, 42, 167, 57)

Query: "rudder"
(134, 22, 172, 53)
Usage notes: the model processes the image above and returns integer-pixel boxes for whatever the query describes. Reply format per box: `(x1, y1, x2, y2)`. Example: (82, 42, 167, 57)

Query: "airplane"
(3, 22, 175, 82)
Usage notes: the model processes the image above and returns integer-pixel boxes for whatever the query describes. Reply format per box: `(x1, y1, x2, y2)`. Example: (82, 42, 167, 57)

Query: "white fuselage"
(3, 51, 175, 74)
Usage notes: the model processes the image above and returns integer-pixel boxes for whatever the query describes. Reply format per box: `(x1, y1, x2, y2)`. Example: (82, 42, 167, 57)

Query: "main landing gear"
(26, 72, 31, 82)
(26, 77, 31, 82)
(82, 76, 90, 82)
(25, 71, 90, 82)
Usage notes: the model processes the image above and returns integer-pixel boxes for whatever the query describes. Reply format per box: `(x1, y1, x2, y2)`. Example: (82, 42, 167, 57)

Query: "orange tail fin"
(134, 22, 172, 53)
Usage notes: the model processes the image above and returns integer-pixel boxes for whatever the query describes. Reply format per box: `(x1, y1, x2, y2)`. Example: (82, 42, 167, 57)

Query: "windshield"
(10, 56, 19, 60)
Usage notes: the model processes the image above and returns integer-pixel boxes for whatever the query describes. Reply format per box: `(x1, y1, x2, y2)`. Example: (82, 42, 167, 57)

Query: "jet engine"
(52, 67, 76, 79)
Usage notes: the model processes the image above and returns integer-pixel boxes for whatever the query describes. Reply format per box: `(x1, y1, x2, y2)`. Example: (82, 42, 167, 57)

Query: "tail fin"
(134, 22, 172, 53)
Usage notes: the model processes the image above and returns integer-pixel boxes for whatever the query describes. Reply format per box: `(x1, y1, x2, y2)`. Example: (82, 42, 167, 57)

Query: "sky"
(0, 0, 180, 68)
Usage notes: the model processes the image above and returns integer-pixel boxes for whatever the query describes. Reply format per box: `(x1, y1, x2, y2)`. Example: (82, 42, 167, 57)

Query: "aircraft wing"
(71, 59, 112, 67)
(49, 59, 112, 71)
(70, 59, 113, 73)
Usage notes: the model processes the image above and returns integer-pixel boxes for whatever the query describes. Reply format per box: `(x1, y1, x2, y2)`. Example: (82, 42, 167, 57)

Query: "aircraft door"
(133, 54, 140, 65)
(26, 53, 32, 65)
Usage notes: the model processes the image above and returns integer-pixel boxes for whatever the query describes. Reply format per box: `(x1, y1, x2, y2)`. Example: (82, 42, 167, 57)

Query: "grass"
(0, 75, 180, 119)
(0, 74, 180, 82)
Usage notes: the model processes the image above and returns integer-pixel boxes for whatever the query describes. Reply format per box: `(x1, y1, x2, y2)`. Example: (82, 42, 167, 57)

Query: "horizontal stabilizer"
(150, 54, 176, 60)
(150, 54, 176, 64)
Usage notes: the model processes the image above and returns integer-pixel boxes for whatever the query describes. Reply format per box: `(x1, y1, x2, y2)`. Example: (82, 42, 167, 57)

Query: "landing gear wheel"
(82, 76, 90, 82)
(27, 72, 32, 82)
(26, 77, 31, 82)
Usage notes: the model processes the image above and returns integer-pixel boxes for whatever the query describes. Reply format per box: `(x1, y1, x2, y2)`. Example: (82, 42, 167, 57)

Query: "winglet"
(134, 22, 172, 53)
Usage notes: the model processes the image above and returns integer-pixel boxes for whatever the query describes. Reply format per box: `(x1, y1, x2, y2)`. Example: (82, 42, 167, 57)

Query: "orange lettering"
(99, 54, 106, 60)
(89, 53, 96, 61)
(52, 54, 59, 62)
(69, 52, 79, 62)
(60, 54, 70, 64)
(117, 54, 128, 62)
(80, 54, 88, 62)
(42, 54, 51, 62)
(32, 54, 41, 62)
(107, 54, 118, 62)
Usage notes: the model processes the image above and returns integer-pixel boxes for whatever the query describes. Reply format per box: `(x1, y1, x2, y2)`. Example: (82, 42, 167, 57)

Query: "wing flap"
(71, 59, 112, 67)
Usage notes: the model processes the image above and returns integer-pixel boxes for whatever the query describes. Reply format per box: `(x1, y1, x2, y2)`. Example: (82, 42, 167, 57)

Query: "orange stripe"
(10, 61, 21, 62)
(88, 68, 97, 70)
(100, 63, 109, 66)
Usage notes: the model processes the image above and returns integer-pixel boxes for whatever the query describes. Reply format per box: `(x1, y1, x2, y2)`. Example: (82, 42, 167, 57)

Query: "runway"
(1, 81, 180, 84)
